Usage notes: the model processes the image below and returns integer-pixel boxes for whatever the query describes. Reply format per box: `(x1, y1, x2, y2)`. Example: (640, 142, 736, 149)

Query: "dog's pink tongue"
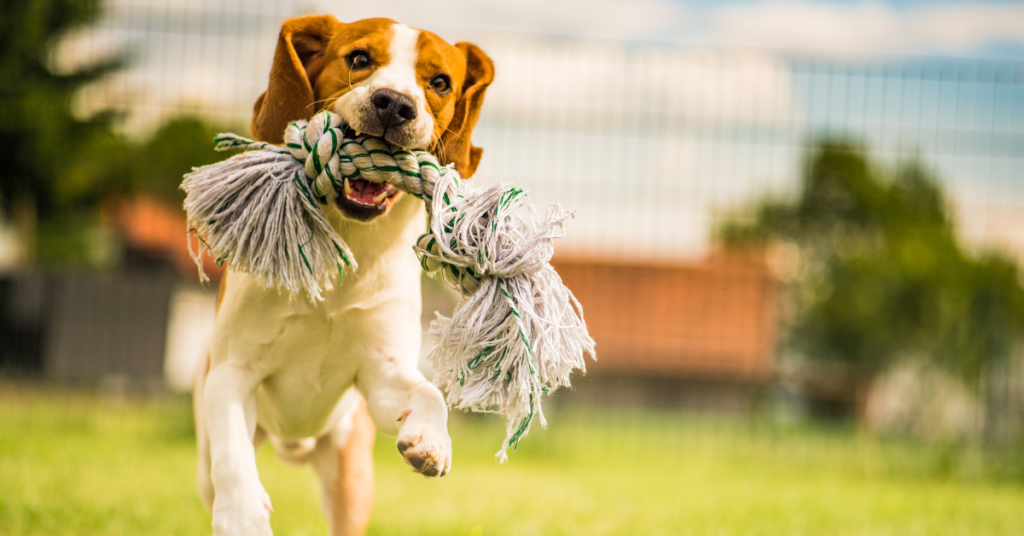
(350, 179, 386, 204)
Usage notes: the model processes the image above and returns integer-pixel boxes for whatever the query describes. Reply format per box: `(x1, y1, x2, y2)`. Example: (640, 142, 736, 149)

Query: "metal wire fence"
(61, 2, 1024, 263)
(6, 0, 1024, 436)
(5, 3, 1024, 535)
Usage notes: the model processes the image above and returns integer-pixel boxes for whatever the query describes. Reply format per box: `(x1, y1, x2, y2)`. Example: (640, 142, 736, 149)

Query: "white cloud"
(53, 0, 1024, 262)
(912, 3, 1024, 50)
(479, 40, 796, 123)
(79, 1, 1024, 64)
(315, 0, 691, 40)
(469, 41, 800, 262)
(312, 0, 1024, 58)
(707, 0, 1024, 57)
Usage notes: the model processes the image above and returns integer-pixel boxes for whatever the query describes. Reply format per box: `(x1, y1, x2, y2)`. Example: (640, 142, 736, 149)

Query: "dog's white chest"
(210, 198, 427, 440)
(252, 304, 363, 439)
(216, 268, 423, 439)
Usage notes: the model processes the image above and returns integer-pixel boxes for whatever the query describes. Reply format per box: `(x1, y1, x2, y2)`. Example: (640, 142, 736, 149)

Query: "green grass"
(1, 385, 1022, 536)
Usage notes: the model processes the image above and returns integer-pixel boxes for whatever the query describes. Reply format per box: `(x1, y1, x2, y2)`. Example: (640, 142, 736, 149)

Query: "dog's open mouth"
(334, 127, 402, 220)
(340, 176, 400, 207)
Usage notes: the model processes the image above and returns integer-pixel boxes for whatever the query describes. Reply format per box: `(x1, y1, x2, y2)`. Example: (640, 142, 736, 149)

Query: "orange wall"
(553, 254, 778, 382)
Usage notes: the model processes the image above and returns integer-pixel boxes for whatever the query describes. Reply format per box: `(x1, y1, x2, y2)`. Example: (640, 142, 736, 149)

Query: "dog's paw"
(396, 413, 452, 477)
(211, 485, 274, 536)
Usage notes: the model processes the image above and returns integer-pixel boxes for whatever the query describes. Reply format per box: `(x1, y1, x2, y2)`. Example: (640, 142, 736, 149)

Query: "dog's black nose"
(370, 88, 417, 128)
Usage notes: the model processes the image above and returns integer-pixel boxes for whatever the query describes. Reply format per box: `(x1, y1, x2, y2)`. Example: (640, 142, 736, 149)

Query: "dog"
(192, 15, 494, 536)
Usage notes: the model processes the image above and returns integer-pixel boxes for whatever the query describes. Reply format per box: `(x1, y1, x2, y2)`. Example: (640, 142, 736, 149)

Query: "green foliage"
(32, 117, 226, 267)
(60, 117, 226, 208)
(0, 0, 120, 219)
(722, 141, 1024, 383)
(134, 118, 227, 203)
(0, 0, 227, 266)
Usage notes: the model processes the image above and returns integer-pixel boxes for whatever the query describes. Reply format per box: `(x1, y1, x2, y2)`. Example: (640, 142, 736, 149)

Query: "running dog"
(193, 15, 494, 536)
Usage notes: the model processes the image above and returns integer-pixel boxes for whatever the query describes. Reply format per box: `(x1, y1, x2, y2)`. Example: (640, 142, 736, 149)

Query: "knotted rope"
(182, 110, 596, 460)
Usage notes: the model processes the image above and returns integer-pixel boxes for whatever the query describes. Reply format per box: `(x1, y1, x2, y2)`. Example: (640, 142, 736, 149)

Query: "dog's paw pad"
(396, 427, 451, 477)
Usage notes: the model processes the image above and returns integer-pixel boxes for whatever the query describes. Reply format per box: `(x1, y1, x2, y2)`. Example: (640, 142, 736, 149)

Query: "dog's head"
(251, 16, 494, 222)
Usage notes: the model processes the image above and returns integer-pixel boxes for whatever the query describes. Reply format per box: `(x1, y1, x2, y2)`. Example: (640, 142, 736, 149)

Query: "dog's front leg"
(357, 360, 451, 477)
(204, 363, 273, 536)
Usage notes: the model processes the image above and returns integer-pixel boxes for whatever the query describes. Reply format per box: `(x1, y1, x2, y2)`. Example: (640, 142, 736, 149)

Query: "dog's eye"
(347, 50, 372, 70)
(430, 74, 451, 94)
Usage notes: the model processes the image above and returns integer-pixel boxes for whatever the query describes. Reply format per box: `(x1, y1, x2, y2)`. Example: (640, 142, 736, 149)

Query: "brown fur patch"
(251, 16, 494, 180)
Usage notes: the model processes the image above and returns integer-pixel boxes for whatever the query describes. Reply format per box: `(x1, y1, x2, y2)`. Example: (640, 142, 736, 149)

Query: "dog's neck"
(324, 192, 427, 284)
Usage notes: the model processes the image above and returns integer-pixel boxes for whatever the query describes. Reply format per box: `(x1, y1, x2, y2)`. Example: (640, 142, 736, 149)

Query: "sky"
(77, 0, 1024, 65)
(310, 0, 1024, 59)
(56, 0, 1024, 262)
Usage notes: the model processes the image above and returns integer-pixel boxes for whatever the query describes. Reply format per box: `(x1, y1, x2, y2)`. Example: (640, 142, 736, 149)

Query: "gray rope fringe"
(181, 110, 596, 460)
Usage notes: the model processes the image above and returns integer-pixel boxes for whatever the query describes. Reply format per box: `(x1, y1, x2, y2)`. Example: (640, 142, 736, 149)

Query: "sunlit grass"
(0, 384, 1022, 536)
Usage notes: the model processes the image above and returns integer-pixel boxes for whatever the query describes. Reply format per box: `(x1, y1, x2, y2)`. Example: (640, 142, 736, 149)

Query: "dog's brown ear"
(251, 15, 337, 143)
(438, 42, 494, 179)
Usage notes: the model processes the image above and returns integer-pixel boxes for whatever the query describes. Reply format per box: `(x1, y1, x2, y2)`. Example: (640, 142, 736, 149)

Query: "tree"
(0, 1, 225, 266)
(721, 141, 1024, 388)
(0, 0, 121, 225)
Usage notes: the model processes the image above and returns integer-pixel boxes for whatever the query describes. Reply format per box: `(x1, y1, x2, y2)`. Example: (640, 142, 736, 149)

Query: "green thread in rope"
(292, 171, 318, 207)
(297, 243, 313, 276)
(500, 279, 536, 374)
(468, 346, 493, 370)
(507, 395, 535, 451)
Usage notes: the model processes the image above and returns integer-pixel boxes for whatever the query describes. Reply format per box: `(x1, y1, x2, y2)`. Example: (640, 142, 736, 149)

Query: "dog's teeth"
(343, 178, 353, 196)
(372, 190, 388, 204)
(354, 130, 361, 137)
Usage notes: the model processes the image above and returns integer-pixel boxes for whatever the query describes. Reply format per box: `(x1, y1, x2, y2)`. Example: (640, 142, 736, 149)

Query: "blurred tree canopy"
(0, 0, 117, 218)
(0, 0, 224, 266)
(722, 142, 1024, 385)
(62, 118, 225, 209)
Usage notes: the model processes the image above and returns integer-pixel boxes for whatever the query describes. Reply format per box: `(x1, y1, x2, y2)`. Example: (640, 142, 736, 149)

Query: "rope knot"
(280, 111, 440, 203)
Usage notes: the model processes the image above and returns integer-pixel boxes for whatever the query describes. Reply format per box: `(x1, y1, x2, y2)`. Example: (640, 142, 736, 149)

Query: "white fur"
(332, 23, 434, 149)
(197, 27, 453, 533)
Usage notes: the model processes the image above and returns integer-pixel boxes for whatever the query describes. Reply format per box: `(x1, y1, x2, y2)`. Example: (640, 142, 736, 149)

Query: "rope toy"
(182, 110, 596, 460)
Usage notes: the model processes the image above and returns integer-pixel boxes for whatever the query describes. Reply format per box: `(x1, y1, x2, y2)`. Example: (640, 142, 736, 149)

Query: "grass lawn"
(1, 384, 1022, 536)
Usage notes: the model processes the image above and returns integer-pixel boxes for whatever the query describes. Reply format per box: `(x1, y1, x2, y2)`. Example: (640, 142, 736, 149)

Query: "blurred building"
(0, 266, 175, 387)
(0, 197, 220, 388)
(554, 253, 778, 411)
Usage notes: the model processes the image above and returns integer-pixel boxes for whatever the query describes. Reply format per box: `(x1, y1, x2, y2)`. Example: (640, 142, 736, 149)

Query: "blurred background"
(2, 1, 1024, 535)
